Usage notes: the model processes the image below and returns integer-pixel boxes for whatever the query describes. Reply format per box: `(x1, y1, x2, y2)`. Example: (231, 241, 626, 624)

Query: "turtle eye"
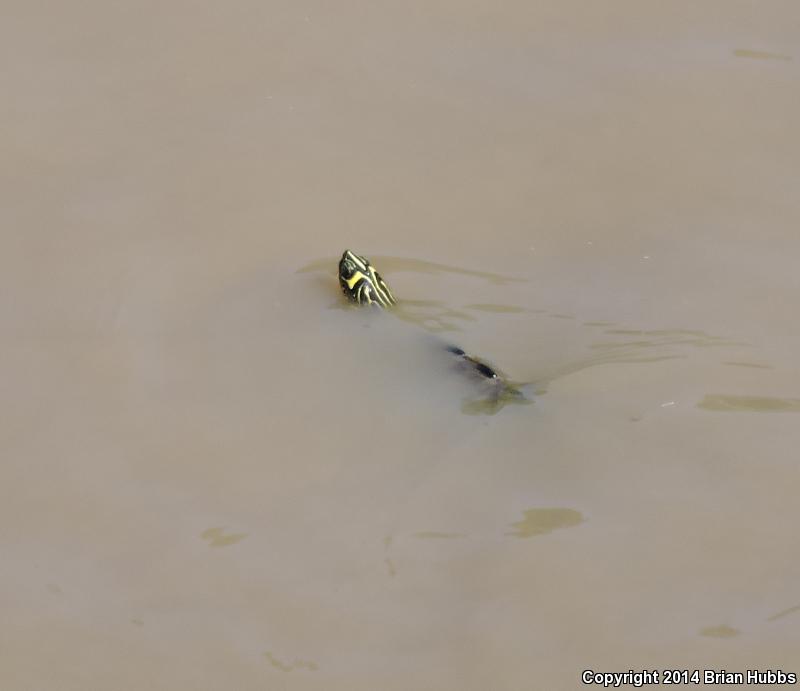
(339, 262, 353, 279)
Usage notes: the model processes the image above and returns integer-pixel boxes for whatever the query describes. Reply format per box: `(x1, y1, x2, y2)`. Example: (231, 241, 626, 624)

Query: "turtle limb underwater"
(337, 249, 529, 414)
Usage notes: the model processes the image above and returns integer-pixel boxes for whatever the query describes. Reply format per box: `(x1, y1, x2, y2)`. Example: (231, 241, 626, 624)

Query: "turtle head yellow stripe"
(339, 249, 397, 308)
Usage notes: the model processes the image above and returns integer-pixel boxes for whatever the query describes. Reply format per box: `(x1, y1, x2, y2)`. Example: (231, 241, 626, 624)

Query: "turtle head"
(338, 249, 396, 308)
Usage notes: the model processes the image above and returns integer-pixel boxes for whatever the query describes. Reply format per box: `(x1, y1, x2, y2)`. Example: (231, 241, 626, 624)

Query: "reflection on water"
(305, 253, 533, 413)
(302, 250, 800, 426)
(722, 361, 774, 369)
(463, 303, 528, 313)
(460, 386, 531, 416)
(301, 255, 523, 331)
(698, 395, 800, 413)
(201, 527, 248, 547)
(594, 328, 743, 347)
(304, 254, 755, 409)
(734, 48, 792, 61)
(263, 651, 318, 673)
(297, 255, 526, 285)
(531, 326, 752, 392)
(767, 604, 800, 622)
(699, 625, 740, 639)
(393, 300, 477, 333)
(506, 508, 585, 538)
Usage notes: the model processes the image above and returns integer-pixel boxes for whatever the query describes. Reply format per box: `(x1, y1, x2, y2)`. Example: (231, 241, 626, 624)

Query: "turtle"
(337, 249, 528, 413)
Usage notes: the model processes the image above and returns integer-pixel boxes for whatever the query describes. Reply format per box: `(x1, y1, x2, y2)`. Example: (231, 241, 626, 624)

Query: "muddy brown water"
(2, 1, 800, 689)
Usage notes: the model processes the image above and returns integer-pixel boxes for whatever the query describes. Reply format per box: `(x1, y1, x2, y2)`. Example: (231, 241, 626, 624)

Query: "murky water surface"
(2, 1, 799, 689)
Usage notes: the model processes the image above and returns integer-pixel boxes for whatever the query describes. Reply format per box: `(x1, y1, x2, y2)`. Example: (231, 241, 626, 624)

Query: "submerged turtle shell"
(338, 249, 529, 413)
